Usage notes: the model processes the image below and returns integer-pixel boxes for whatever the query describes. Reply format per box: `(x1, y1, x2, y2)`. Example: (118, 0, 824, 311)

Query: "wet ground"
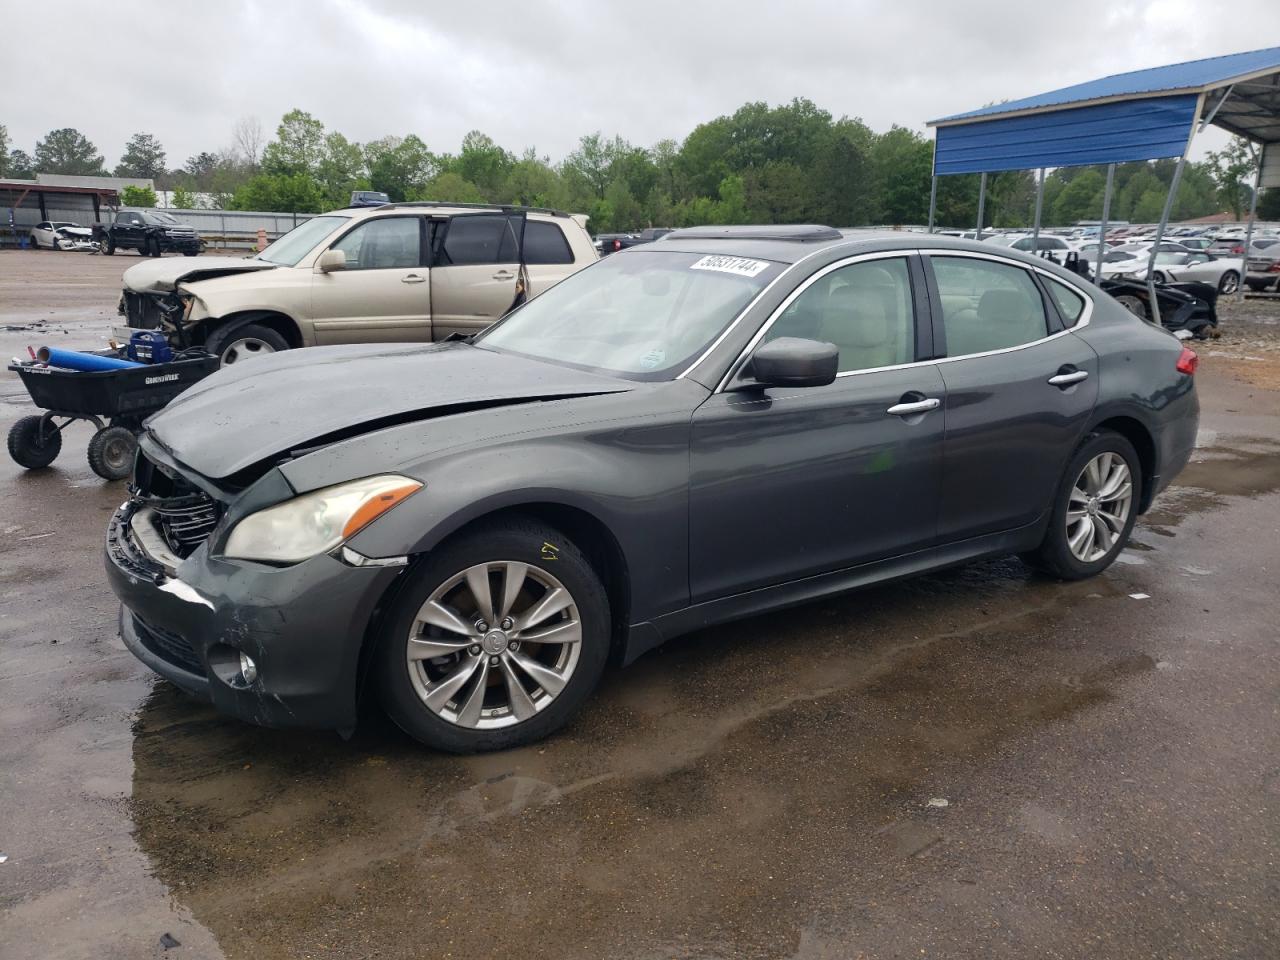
(1, 251, 1278, 959)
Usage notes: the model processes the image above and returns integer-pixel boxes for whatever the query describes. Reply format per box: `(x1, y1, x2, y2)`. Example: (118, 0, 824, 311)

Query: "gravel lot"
(0, 248, 1277, 960)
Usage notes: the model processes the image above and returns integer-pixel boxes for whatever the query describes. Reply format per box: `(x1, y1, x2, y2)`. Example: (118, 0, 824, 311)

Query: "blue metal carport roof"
(927, 46, 1280, 177)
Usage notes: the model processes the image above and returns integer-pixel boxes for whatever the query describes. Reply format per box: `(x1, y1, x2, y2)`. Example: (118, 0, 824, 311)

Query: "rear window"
(523, 220, 574, 265)
(437, 215, 519, 266)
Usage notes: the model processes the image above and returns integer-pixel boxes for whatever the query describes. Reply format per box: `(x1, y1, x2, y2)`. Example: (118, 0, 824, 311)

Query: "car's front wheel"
(1218, 270, 1240, 295)
(1026, 430, 1141, 580)
(205, 321, 289, 366)
(377, 519, 611, 753)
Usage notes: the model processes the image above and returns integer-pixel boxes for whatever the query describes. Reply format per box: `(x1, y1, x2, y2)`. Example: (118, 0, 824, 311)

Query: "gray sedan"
(105, 227, 1200, 752)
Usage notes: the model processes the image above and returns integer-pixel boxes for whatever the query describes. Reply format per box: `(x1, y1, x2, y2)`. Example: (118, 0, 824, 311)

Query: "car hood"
(122, 256, 277, 294)
(146, 341, 634, 480)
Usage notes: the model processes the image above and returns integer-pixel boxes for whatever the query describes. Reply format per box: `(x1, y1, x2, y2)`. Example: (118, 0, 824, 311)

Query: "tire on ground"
(376, 517, 612, 753)
(87, 425, 137, 481)
(204, 321, 291, 366)
(1025, 429, 1142, 580)
(7, 416, 62, 469)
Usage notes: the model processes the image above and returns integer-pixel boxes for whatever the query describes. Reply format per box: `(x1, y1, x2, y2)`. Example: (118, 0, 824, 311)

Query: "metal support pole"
(1095, 163, 1115, 282)
(1238, 149, 1262, 302)
(1031, 168, 1044, 251)
(927, 175, 938, 234)
(975, 172, 987, 240)
(1146, 96, 1204, 327)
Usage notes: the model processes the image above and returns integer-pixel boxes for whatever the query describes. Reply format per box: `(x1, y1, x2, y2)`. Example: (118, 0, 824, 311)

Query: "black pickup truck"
(594, 226, 673, 255)
(94, 210, 202, 257)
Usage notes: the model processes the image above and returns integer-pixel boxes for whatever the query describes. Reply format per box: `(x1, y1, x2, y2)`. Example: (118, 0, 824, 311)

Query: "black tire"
(101, 238, 114, 255)
(7, 416, 62, 469)
(183, 250, 197, 257)
(205, 321, 290, 366)
(377, 518, 611, 753)
(1218, 270, 1239, 295)
(1026, 430, 1142, 580)
(1113, 294, 1148, 320)
(148, 237, 161, 257)
(87, 426, 137, 481)
(1153, 271, 1167, 284)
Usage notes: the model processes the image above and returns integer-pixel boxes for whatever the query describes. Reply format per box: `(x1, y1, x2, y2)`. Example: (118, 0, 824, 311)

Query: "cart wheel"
(87, 426, 137, 481)
(8, 415, 62, 469)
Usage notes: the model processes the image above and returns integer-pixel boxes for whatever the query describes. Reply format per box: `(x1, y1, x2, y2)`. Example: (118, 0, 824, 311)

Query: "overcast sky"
(6, 0, 1279, 168)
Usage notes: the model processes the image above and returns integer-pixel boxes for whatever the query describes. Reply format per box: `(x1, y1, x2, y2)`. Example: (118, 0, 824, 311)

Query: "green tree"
(1050, 168, 1106, 224)
(414, 171, 485, 203)
(34, 127, 105, 175)
(0, 124, 8, 178)
(115, 132, 166, 179)
(262, 109, 326, 177)
(228, 173, 324, 213)
(1208, 137, 1256, 219)
(873, 127, 933, 225)
(120, 184, 157, 207)
(7, 149, 34, 179)
(1257, 188, 1280, 220)
(317, 132, 367, 206)
(366, 135, 437, 201)
(452, 131, 514, 198)
(171, 186, 197, 209)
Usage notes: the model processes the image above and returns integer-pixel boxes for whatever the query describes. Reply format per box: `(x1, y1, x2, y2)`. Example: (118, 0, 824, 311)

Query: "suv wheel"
(1026, 430, 1141, 580)
(377, 519, 611, 753)
(205, 322, 289, 366)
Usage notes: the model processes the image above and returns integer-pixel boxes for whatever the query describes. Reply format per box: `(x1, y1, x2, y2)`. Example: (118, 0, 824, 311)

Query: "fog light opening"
(239, 652, 259, 685)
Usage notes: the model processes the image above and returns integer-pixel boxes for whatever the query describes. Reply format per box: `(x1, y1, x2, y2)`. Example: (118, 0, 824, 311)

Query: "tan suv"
(117, 203, 597, 364)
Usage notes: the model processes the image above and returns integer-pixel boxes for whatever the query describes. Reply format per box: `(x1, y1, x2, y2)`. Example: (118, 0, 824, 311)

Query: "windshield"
(144, 212, 178, 224)
(477, 250, 782, 380)
(257, 215, 350, 266)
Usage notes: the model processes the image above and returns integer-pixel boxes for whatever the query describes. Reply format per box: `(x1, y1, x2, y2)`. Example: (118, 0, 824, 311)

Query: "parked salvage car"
(1148, 250, 1243, 294)
(29, 221, 96, 251)
(105, 225, 1199, 752)
(1245, 239, 1280, 291)
(116, 203, 596, 365)
(95, 210, 202, 257)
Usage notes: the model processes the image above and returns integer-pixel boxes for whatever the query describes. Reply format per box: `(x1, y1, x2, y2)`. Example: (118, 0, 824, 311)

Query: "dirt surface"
(1, 251, 1278, 960)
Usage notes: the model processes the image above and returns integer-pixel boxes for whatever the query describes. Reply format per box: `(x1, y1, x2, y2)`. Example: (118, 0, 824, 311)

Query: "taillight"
(1269, 262, 1280, 274)
(1232, 245, 1244, 254)
(1176, 346, 1198, 375)
(612, 239, 622, 251)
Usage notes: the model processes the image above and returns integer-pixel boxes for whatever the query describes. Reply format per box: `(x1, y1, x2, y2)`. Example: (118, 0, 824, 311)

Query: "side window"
(36, 221, 49, 230)
(437, 215, 518, 266)
(1044, 277, 1086, 325)
(330, 217, 420, 270)
(932, 257, 1049, 356)
(764, 258, 914, 373)
(523, 220, 574, 265)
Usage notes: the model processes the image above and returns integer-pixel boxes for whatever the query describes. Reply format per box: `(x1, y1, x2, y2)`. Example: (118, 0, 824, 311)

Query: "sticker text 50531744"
(690, 255, 771, 278)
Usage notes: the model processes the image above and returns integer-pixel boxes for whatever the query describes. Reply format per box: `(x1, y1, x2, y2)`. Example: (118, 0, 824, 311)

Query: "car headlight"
(222, 474, 422, 563)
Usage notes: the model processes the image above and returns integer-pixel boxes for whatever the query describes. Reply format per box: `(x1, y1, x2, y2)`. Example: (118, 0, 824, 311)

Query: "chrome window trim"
(675, 243, 836, 381)
(714, 248, 1094, 394)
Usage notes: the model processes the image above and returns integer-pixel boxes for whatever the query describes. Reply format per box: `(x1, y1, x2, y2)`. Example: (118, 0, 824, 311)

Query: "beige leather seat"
(820, 283, 903, 371)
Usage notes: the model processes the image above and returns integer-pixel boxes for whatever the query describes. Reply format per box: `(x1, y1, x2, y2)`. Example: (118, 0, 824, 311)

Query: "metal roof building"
(0, 179, 121, 246)
(924, 46, 1280, 314)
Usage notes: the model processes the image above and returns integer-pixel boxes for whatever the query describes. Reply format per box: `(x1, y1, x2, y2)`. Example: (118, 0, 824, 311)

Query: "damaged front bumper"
(105, 502, 402, 731)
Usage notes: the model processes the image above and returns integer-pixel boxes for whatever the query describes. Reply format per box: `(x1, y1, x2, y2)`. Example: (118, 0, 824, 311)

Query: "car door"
(33, 222, 50, 247)
(428, 213, 523, 339)
(1179, 252, 1219, 282)
(925, 254, 1098, 543)
(117, 212, 142, 246)
(689, 254, 945, 602)
(309, 215, 431, 344)
(522, 218, 580, 297)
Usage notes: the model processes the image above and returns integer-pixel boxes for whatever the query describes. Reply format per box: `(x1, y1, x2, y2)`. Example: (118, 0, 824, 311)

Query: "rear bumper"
(105, 506, 401, 730)
(1149, 382, 1199, 506)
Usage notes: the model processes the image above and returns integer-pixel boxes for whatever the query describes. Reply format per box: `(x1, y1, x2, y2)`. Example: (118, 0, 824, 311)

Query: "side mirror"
(316, 248, 347, 273)
(734, 337, 838, 391)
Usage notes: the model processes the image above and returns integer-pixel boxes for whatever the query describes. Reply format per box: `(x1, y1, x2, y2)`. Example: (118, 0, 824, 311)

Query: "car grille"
(120, 290, 165, 329)
(132, 452, 222, 558)
(133, 614, 203, 675)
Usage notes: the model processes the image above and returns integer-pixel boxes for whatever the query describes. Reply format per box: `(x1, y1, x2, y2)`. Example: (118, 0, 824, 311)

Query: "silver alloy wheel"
(406, 561, 582, 729)
(1219, 271, 1239, 294)
(1066, 452, 1133, 563)
(220, 337, 275, 365)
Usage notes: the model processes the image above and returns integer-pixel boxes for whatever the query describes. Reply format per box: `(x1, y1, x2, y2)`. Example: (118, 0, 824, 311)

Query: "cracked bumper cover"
(106, 507, 402, 730)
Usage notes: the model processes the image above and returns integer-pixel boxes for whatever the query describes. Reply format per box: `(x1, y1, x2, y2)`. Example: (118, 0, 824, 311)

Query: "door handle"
(887, 397, 941, 417)
(492, 270, 516, 280)
(1048, 369, 1088, 387)
(401, 274, 426, 284)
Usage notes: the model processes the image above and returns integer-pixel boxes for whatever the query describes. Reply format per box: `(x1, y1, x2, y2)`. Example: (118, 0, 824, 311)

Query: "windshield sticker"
(639, 348, 666, 369)
(690, 255, 770, 278)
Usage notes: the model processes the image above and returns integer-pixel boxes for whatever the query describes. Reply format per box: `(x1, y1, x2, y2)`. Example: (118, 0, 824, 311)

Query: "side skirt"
(622, 518, 1047, 665)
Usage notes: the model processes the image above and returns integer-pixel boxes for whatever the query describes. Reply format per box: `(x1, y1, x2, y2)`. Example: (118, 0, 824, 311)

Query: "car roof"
(329, 201, 582, 222)
(648, 226, 1041, 265)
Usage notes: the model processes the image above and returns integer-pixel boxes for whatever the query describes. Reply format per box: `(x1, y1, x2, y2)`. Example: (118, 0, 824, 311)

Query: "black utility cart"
(7, 353, 217, 480)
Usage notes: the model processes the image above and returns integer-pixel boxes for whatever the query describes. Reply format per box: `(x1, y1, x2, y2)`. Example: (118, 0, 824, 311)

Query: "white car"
(1148, 251, 1244, 294)
(29, 221, 95, 251)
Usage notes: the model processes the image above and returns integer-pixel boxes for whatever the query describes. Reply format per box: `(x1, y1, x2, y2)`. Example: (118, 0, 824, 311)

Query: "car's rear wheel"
(1026, 430, 1141, 580)
(100, 238, 114, 255)
(1218, 270, 1239, 295)
(205, 322, 289, 366)
(377, 519, 610, 753)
